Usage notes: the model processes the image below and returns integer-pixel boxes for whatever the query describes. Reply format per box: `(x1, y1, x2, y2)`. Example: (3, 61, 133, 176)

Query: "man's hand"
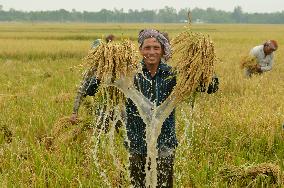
(256, 64, 262, 73)
(69, 113, 78, 125)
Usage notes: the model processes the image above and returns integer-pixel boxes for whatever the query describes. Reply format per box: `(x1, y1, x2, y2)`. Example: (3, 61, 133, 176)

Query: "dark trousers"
(129, 153, 174, 188)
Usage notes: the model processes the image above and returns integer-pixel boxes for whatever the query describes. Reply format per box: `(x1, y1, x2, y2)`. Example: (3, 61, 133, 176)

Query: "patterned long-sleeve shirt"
(73, 61, 178, 155)
(72, 76, 100, 114)
(73, 39, 102, 114)
(126, 61, 178, 155)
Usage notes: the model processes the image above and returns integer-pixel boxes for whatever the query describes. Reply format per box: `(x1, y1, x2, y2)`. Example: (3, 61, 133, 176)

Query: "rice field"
(0, 23, 284, 187)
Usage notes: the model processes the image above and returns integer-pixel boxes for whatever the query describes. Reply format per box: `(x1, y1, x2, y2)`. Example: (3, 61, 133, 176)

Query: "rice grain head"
(169, 30, 217, 105)
(81, 40, 141, 132)
(83, 40, 140, 84)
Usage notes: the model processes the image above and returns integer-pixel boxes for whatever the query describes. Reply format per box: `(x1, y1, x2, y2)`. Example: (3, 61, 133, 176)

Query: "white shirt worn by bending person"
(249, 45, 274, 72)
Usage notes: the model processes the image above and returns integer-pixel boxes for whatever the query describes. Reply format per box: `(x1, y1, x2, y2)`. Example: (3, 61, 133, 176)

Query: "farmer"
(70, 29, 176, 186)
(70, 34, 116, 125)
(244, 40, 278, 77)
(105, 34, 115, 43)
(127, 29, 176, 187)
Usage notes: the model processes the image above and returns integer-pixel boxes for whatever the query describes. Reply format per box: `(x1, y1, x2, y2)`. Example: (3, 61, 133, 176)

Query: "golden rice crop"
(82, 31, 217, 108)
(79, 40, 141, 131)
(79, 30, 218, 129)
(169, 29, 217, 105)
(83, 40, 140, 84)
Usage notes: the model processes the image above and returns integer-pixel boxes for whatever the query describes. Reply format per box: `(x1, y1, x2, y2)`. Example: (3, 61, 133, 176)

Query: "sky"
(0, 0, 284, 13)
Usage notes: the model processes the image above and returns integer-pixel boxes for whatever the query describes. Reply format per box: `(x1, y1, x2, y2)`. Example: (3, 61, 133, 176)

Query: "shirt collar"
(141, 60, 171, 73)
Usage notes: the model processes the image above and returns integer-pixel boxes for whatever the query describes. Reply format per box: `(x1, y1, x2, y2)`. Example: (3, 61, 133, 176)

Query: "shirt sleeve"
(72, 76, 100, 114)
(249, 47, 257, 57)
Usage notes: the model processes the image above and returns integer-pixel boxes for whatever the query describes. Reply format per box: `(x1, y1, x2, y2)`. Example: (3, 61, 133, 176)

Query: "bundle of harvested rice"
(169, 30, 217, 105)
(219, 163, 282, 186)
(83, 40, 140, 84)
(82, 40, 140, 118)
(43, 116, 93, 151)
(240, 55, 259, 73)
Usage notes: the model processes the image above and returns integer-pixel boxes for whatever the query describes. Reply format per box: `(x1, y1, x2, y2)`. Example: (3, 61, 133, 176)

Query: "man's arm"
(260, 56, 274, 72)
(70, 76, 100, 124)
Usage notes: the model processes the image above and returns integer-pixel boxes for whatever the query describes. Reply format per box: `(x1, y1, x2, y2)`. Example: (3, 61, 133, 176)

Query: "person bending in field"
(244, 40, 278, 77)
(91, 34, 115, 48)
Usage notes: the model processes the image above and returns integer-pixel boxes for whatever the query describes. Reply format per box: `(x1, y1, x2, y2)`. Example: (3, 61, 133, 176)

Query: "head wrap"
(265, 40, 278, 51)
(105, 34, 115, 43)
(138, 29, 171, 61)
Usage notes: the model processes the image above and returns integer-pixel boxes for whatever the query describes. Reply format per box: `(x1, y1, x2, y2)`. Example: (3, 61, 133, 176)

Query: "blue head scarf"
(138, 29, 171, 61)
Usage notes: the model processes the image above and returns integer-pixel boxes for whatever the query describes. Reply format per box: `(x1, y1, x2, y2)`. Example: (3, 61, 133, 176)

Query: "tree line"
(0, 5, 284, 24)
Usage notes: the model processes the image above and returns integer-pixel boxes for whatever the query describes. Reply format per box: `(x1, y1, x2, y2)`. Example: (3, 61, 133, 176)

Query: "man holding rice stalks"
(242, 40, 278, 77)
(126, 29, 177, 187)
(71, 29, 177, 187)
(69, 27, 218, 187)
(128, 29, 219, 187)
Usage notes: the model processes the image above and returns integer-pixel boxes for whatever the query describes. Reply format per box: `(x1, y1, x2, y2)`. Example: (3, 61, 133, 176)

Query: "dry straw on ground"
(0, 125, 13, 144)
(219, 163, 282, 186)
(41, 116, 93, 151)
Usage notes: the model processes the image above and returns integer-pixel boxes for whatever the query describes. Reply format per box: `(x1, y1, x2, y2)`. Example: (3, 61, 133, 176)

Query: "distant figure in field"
(91, 34, 116, 48)
(105, 34, 115, 43)
(244, 40, 278, 77)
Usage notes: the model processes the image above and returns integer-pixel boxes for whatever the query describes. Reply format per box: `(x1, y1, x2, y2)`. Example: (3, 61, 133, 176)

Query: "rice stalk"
(82, 39, 140, 107)
(83, 40, 140, 85)
(168, 29, 217, 106)
(80, 40, 140, 134)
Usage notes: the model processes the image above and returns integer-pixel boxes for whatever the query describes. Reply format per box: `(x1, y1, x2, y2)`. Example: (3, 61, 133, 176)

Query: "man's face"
(139, 37, 163, 66)
(264, 45, 275, 55)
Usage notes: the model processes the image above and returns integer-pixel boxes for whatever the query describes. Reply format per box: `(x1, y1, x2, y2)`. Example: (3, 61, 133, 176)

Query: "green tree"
(157, 6, 177, 23)
(232, 6, 243, 23)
